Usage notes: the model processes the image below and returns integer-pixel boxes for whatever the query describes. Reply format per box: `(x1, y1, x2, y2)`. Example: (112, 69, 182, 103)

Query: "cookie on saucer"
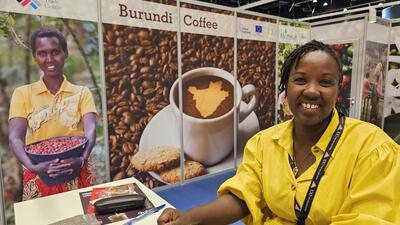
(129, 146, 180, 172)
(160, 160, 206, 184)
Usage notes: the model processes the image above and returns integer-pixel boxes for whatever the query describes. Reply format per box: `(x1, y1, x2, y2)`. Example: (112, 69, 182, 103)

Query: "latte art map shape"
(188, 81, 229, 118)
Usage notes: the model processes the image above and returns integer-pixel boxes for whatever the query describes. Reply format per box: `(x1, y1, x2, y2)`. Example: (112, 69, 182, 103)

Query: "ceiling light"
(313, 0, 317, 3)
(323, 2, 328, 6)
(343, 8, 348, 11)
(378, 2, 384, 6)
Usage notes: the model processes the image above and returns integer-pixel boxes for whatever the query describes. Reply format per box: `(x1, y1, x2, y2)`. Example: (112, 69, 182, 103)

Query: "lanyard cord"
(288, 113, 346, 225)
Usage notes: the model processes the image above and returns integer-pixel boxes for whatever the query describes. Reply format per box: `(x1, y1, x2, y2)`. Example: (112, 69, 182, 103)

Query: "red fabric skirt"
(22, 162, 95, 201)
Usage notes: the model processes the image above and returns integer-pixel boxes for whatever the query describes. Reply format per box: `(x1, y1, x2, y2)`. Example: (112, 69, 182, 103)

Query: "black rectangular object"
(94, 194, 146, 214)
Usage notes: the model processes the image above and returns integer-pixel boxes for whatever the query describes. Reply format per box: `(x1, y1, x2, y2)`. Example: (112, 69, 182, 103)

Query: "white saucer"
(139, 102, 260, 184)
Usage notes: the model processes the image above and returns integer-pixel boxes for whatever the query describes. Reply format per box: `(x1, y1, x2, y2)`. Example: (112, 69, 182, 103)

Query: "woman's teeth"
(301, 103, 319, 109)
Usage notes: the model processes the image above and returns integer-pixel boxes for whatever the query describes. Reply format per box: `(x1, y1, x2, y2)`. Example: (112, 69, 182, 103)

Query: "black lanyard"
(288, 113, 345, 225)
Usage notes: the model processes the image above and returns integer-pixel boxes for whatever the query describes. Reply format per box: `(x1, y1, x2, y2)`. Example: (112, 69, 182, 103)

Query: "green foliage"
(278, 43, 299, 78)
(6, 202, 15, 225)
(389, 62, 399, 70)
(64, 57, 75, 80)
(96, 124, 104, 138)
(0, 13, 13, 39)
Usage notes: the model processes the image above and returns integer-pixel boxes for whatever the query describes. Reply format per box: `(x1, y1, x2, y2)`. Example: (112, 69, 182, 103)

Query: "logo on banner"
(238, 23, 250, 34)
(255, 25, 262, 33)
(16, 0, 41, 10)
(17, 0, 61, 10)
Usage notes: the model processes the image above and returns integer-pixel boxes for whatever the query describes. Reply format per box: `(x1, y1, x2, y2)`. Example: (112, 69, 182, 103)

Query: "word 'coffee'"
(182, 76, 233, 119)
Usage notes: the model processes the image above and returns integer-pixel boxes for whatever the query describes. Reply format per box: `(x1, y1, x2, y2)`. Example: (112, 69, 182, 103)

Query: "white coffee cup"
(169, 67, 257, 166)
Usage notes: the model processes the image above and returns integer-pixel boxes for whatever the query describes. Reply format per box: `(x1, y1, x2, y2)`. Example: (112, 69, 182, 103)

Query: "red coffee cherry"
(26, 137, 85, 154)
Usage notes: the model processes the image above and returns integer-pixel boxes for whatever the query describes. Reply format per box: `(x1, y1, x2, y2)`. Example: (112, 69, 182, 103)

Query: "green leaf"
(8, 15, 14, 27)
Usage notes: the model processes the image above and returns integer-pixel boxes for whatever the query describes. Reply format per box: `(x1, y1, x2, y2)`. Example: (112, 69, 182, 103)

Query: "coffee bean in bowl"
(25, 136, 87, 185)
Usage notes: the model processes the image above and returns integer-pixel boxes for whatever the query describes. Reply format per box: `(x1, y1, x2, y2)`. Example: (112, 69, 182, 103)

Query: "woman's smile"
(300, 102, 320, 111)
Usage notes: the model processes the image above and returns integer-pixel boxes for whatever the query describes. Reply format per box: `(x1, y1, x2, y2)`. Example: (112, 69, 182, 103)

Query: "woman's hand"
(32, 157, 83, 178)
(56, 157, 83, 176)
(157, 208, 195, 225)
(31, 159, 70, 178)
(157, 194, 249, 225)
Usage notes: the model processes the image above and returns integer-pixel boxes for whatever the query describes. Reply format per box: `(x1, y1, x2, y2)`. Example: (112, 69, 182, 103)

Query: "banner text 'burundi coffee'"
(277, 20, 311, 122)
(0, 0, 106, 224)
(102, 0, 180, 188)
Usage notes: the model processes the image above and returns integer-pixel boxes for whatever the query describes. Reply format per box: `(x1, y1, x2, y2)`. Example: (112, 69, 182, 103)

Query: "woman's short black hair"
(278, 40, 342, 94)
(29, 27, 68, 56)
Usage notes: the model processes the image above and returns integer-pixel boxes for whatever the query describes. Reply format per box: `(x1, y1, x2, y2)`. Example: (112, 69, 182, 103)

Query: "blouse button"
(291, 185, 296, 191)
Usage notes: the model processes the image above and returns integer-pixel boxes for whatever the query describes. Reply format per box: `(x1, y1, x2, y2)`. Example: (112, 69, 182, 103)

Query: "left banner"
(0, 0, 107, 224)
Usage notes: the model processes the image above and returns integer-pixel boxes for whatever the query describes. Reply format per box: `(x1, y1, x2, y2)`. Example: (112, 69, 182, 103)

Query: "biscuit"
(160, 160, 206, 184)
(129, 146, 180, 172)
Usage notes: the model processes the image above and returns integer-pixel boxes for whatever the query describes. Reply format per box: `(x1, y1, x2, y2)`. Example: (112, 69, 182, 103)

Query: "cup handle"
(239, 84, 258, 123)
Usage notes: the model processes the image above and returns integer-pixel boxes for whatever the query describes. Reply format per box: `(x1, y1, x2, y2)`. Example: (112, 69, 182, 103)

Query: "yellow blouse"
(218, 109, 400, 225)
(9, 76, 98, 145)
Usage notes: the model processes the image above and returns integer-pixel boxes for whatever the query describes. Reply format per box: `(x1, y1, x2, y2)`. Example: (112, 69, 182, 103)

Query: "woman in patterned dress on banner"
(8, 27, 97, 200)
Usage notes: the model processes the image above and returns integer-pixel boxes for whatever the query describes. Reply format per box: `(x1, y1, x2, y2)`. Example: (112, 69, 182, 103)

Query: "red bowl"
(25, 136, 87, 185)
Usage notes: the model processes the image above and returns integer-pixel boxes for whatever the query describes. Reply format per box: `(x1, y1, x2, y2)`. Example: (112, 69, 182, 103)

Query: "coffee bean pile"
(103, 24, 178, 188)
(238, 39, 276, 129)
(181, 33, 234, 74)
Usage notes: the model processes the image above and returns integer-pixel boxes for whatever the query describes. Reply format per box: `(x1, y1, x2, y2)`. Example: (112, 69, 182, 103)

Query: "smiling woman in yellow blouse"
(157, 40, 399, 225)
(8, 27, 97, 200)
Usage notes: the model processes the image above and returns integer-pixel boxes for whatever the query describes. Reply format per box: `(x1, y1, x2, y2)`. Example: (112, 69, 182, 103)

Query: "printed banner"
(331, 42, 354, 116)
(103, 0, 179, 188)
(101, 0, 178, 32)
(277, 42, 299, 122)
(179, 2, 236, 180)
(0, 12, 106, 225)
(237, 13, 276, 132)
(383, 30, 400, 143)
(278, 20, 310, 45)
(180, 7, 235, 37)
(367, 19, 391, 44)
(277, 20, 310, 122)
(361, 41, 388, 126)
(237, 17, 278, 42)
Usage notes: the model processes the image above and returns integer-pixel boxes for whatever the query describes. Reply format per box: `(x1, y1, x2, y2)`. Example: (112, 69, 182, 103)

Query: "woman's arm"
(157, 193, 249, 225)
(330, 141, 399, 225)
(9, 118, 35, 171)
(81, 112, 97, 162)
